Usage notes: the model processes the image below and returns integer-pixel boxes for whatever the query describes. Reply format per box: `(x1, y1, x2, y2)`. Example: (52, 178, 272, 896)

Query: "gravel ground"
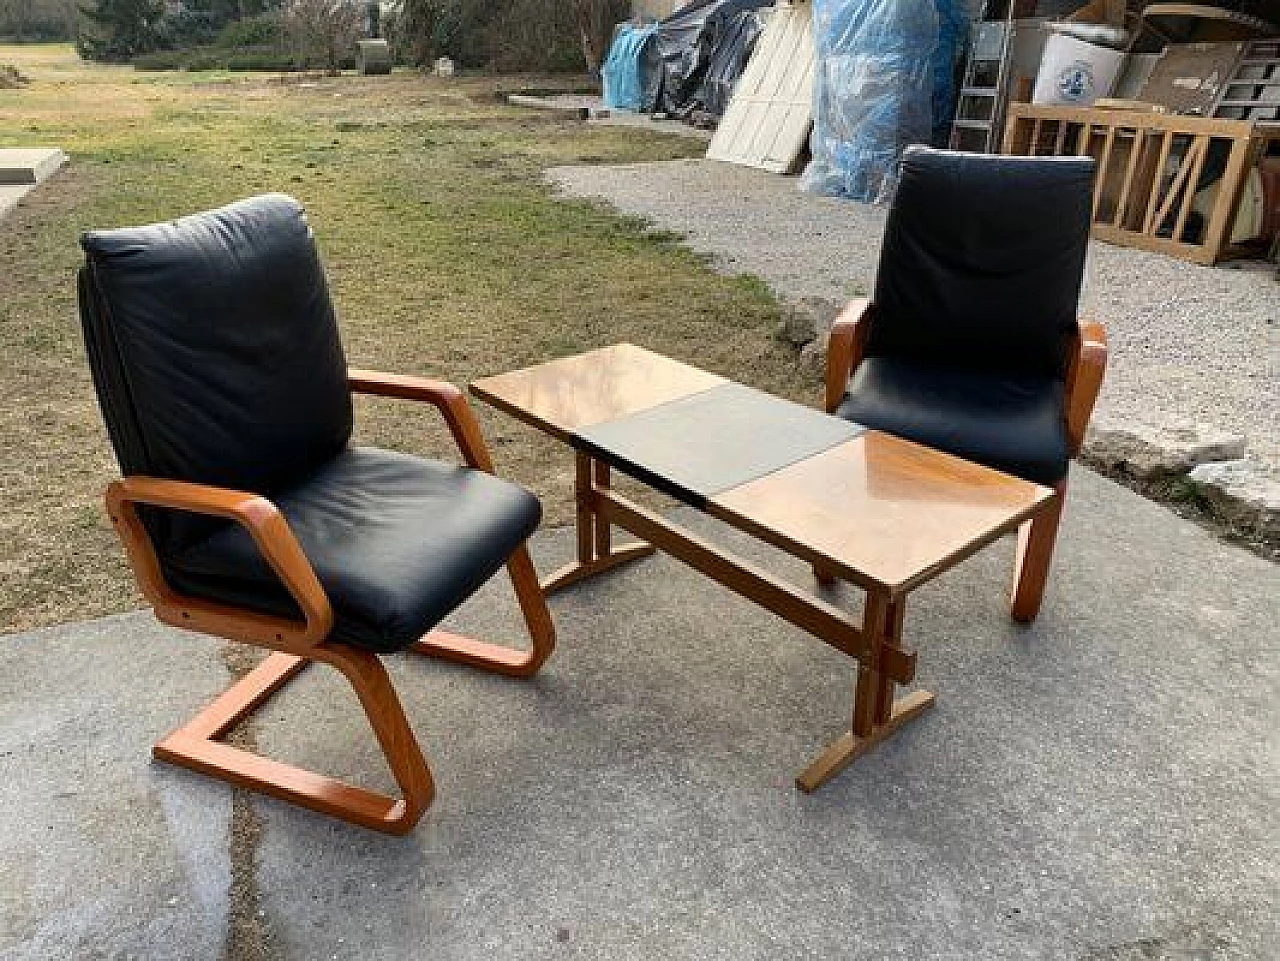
(547, 158, 1280, 466)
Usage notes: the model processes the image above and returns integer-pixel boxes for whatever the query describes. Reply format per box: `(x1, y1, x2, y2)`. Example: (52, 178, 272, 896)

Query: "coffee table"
(471, 345, 1055, 791)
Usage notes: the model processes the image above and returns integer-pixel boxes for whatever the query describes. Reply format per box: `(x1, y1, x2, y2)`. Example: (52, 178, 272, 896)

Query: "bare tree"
(283, 0, 362, 73)
(570, 0, 627, 73)
(398, 0, 628, 73)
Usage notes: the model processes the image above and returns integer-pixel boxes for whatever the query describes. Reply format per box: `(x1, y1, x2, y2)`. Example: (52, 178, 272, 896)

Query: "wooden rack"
(1003, 102, 1280, 265)
(1214, 39, 1280, 123)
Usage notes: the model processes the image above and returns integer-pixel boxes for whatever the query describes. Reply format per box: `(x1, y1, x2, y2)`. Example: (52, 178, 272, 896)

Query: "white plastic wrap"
(802, 0, 938, 204)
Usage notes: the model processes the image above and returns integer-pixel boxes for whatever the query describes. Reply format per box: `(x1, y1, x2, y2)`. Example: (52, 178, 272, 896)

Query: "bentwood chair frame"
(106, 370, 554, 836)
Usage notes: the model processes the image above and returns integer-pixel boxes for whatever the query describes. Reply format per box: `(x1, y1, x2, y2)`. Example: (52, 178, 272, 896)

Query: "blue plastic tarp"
(802, 0, 943, 204)
(603, 24, 658, 112)
(930, 0, 967, 145)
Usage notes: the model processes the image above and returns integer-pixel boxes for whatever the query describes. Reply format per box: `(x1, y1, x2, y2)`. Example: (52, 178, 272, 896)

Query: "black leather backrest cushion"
(869, 146, 1094, 379)
(79, 194, 353, 550)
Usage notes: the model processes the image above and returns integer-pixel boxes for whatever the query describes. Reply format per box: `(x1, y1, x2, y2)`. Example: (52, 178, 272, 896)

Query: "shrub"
(482, 0, 586, 73)
(0, 0, 78, 42)
(132, 44, 297, 72)
(77, 0, 164, 62)
(568, 0, 628, 73)
(399, 0, 628, 74)
(379, 5, 411, 66)
(214, 12, 281, 49)
(224, 49, 294, 70)
(282, 0, 361, 73)
(130, 48, 186, 69)
(181, 50, 223, 70)
(154, 8, 220, 48)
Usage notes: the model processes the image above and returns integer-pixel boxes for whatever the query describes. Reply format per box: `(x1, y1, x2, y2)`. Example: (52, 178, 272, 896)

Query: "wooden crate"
(1002, 102, 1280, 265)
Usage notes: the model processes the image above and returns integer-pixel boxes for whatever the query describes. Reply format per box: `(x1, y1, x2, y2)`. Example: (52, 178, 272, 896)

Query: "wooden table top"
(471, 345, 1054, 594)
(471, 344, 727, 443)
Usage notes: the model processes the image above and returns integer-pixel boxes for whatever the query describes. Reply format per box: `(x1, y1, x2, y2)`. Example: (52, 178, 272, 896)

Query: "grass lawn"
(0, 44, 811, 634)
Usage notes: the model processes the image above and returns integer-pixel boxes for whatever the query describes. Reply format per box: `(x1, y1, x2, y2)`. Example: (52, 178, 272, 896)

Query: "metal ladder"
(950, 0, 1017, 153)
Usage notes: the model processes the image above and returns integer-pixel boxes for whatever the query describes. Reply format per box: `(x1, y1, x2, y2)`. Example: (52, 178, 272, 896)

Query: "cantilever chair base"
(155, 648, 429, 836)
(153, 548, 554, 837)
(106, 378, 555, 835)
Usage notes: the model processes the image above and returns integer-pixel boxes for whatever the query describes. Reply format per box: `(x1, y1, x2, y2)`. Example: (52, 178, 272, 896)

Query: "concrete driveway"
(1, 467, 1276, 959)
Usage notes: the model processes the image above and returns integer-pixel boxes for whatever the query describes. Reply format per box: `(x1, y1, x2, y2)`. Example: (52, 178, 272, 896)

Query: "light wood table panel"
(471, 344, 725, 442)
(710, 432, 1053, 596)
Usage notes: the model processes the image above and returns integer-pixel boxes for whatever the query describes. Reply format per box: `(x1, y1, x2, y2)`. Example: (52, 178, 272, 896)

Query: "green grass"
(0, 44, 810, 633)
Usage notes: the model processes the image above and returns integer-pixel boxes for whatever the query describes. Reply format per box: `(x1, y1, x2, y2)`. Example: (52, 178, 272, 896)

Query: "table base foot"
(795, 690, 936, 793)
(540, 542, 656, 594)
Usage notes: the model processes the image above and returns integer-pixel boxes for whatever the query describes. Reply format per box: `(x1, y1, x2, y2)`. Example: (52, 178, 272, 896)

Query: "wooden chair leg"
(813, 562, 838, 587)
(413, 544, 557, 679)
(1010, 481, 1067, 623)
(154, 646, 435, 836)
(151, 535, 555, 834)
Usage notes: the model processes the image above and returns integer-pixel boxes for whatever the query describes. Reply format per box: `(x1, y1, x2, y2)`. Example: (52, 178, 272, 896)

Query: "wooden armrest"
(825, 299, 874, 413)
(349, 368, 496, 473)
(1065, 318, 1108, 455)
(106, 477, 333, 652)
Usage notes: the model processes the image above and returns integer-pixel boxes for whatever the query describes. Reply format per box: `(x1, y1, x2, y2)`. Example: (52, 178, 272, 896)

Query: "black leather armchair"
(825, 147, 1108, 622)
(79, 194, 556, 834)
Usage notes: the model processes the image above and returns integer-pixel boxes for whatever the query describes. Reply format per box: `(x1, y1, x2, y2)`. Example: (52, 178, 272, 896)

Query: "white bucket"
(1032, 33, 1125, 106)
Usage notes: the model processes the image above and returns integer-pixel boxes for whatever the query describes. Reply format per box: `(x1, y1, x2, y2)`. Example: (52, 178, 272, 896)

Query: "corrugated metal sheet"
(706, 1, 815, 174)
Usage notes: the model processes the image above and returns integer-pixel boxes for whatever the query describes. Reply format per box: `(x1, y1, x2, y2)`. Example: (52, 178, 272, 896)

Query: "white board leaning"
(707, 1, 816, 175)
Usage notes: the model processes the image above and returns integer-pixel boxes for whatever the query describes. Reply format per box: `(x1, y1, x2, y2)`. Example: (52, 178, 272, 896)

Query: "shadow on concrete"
(2, 467, 1275, 959)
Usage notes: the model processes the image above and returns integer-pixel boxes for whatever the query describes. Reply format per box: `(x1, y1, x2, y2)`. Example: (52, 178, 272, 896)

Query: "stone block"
(1188, 459, 1280, 540)
(1084, 418, 1247, 478)
(0, 147, 67, 185)
(797, 330, 829, 380)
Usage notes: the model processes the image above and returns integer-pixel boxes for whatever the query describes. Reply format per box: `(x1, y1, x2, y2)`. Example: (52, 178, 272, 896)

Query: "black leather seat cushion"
(164, 447, 541, 653)
(837, 357, 1069, 486)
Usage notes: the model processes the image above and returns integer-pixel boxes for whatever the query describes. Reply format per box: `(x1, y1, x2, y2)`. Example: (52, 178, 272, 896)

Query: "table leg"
(541, 452, 656, 594)
(575, 450, 594, 566)
(796, 592, 934, 793)
(593, 460, 613, 559)
(874, 599, 908, 725)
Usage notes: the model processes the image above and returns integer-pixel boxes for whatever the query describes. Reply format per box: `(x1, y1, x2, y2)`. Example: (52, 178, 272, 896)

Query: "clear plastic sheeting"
(802, 0, 938, 204)
(602, 24, 658, 112)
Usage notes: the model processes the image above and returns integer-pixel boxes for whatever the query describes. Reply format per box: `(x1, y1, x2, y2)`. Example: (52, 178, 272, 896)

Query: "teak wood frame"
(540, 448, 933, 793)
(106, 369, 555, 836)
(540, 456, 656, 593)
(823, 300, 1109, 622)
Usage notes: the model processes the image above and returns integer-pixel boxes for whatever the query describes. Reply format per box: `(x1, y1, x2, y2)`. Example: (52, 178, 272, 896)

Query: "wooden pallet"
(1003, 102, 1280, 265)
